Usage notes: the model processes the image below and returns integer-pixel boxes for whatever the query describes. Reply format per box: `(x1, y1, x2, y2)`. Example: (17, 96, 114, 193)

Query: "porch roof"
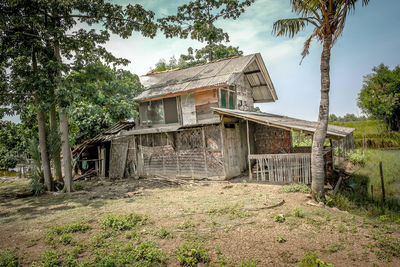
(213, 108, 354, 139)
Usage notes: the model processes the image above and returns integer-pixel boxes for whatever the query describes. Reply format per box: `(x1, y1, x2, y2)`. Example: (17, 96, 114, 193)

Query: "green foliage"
(372, 232, 400, 261)
(100, 213, 148, 231)
(29, 170, 45, 196)
(280, 184, 311, 194)
(274, 214, 285, 223)
(0, 121, 27, 169)
(293, 206, 305, 218)
(32, 250, 62, 267)
(46, 222, 91, 245)
(0, 249, 20, 267)
(299, 251, 334, 267)
(347, 150, 367, 165)
(59, 233, 75, 245)
(329, 113, 370, 122)
(331, 120, 400, 148)
(157, 227, 174, 239)
(277, 236, 287, 243)
(236, 260, 258, 267)
(176, 241, 209, 266)
(358, 64, 400, 131)
(74, 183, 84, 191)
(208, 203, 248, 219)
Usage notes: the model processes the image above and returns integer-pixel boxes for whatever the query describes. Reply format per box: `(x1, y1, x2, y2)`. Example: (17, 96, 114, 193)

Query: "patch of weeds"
(326, 193, 352, 211)
(68, 244, 85, 258)
(280, 184, 310, 194)
(274, 214, 285, 223)
(0, 249, 20, 267)
(90, 230, 116, 248)
(321, 243, 345, 253)
(337, 224, 346, 233)
(236, 260, 258, 267)
(100, 212, 148, 231)
(305, 217, 323, 228)
(299, 251, 334, 267)
(277, 236, 287, 243)
(212, 254, 235, 266)
(51, 222, 91, 235)
(92, 241, 167, 266)
(157, 227, 174, 239)
(59, 233, 75, 245)
(179, 217, 196, 230)
(126, 229, 141, 241)
(208, 204, 248, 219)
(32, 250, 62, 267)
(278, 250, 298, 264)
(372, 233, 400, 261)
(293, 206, 305, 218)
(74, 183, 84, 191)
(176, 241, 209, 266)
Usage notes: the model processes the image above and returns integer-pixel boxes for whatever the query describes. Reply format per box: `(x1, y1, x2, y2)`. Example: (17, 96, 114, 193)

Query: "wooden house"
(106, 53, 354, 183)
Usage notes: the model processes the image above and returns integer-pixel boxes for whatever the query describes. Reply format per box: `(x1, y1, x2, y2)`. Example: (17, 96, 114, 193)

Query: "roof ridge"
(144, 54, 255, 76)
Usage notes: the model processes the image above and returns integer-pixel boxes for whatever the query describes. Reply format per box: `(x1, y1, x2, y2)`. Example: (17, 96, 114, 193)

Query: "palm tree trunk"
(50, 105, 63, 182)
(311, 35, 332, 201)
(36, 100, 53, 191)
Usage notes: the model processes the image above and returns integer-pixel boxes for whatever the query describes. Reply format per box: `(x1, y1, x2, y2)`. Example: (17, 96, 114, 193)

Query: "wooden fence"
(249, 153, 311, 184)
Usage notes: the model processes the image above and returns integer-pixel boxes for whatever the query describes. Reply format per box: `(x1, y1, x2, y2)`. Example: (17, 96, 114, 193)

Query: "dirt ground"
(0, 176, 399, 266)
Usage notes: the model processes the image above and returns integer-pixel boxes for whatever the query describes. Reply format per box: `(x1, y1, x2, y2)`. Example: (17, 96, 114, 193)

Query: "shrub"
(293, 206, 305, 218)
(29, 170, 45, 196)
(347, 150, 366, 165)
(280, 184, 311, 194)
(300, 251, 334, 267)
(32, 250, 62, 267)
(274, 214, 285, 223)
(277, 236, 287, 243)
(100, 213, 148, 231)
(176, 241, 209, 266)
(0, 249, 20, 267)
(74, 183, 84, 191)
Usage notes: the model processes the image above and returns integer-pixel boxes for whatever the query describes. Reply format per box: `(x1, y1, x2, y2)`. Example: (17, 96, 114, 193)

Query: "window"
(140, 100, 164, 125)
(229, 93, 234, 109)
(163, 97, 178, 124)
(221, 90, 226, 108)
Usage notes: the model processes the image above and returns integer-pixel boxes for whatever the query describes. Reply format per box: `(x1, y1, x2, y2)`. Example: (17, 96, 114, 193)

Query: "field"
(331, 120, 400, 148)
(1, 177, 400, 266)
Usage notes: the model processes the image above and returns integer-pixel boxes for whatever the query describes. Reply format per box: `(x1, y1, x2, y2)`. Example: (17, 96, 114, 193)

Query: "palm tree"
(273, 0, 370, 200)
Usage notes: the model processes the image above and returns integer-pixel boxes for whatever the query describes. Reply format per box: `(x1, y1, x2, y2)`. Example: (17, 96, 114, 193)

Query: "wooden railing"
(248, 153, 311, 184)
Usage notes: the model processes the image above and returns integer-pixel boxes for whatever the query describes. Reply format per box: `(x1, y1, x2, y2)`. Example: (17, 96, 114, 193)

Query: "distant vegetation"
(331, 120, 400, 149)
(328, 113, 370, 122)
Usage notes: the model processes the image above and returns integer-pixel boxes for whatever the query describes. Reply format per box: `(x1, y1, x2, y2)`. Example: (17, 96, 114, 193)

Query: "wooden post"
(247, 120, 252, 180)
(220, 116, 226, 178)
(379, 162, 385, 204)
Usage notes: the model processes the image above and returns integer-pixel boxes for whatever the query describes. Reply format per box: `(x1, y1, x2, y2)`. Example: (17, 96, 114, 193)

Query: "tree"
(150, 45, 243, 73)
(159, 0, 253, 61)
(0, 121, 27, 170)
(358, 64, 400, 131)
(65, 62, 143, 146)
(272, 0, 371, 200)
(1, 0, 157, 192)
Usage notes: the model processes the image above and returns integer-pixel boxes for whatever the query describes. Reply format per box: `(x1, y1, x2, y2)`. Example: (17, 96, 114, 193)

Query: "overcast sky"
(4, 0, 400, 122)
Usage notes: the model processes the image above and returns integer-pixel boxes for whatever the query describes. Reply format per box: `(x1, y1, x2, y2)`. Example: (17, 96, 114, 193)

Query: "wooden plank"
(181, 93, 197, 125)
(194, 90, 218, 106)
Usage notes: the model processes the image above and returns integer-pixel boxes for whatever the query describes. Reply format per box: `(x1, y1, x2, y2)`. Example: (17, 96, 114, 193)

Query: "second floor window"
(140, 97, 178, 125)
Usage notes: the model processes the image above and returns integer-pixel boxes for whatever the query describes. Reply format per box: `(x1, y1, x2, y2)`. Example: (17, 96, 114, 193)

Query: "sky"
(3, 0, 400, 122)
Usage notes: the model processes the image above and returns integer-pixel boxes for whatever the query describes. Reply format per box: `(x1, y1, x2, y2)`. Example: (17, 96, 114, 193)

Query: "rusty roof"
(135, 53, 277, 103)
(213, 108, 354, 139)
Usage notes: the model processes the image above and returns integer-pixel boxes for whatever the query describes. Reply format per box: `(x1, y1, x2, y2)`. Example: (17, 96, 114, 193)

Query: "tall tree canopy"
(159, 0, 253, 61)
(0, 0, 157, 191)
(273, 0, 371, 200)
(358, 64, 400, 131)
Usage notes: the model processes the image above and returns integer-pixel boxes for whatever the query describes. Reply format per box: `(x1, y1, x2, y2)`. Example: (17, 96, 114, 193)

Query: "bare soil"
(0, 176, 399, 266)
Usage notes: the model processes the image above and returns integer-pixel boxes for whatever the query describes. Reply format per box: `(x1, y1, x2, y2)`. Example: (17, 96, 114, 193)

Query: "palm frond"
(300, 29, 319, 64)
(272, 18, 308, 38)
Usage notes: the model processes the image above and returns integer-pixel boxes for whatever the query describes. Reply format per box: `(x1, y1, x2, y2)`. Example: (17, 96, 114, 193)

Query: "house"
(105, 53, 354, 183)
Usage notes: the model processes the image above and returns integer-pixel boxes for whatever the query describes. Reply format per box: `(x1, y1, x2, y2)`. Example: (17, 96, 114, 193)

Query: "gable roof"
(213, 108, 354, 139)
(135, 53, 277, 102)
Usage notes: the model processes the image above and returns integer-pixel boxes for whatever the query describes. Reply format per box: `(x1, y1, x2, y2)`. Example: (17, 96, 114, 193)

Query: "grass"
(176, 241, 209, 266)
(280, 183, 310, 194)
(100, 212, 149, 231)
(331, 120, 400, 148)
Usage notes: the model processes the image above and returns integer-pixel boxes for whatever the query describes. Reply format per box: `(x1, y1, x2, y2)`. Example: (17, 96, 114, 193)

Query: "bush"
(300, 251, 334, 267)
(347, 150, 366, 165)
(29, 170, 45, 196)
(100, 213, 148, 231)
(293, 206, 305, 218)
(0, 249, 20, 267)
(32, 250, 62, 267)
(176, 241, 209, 266)
(274, 214, 285, 223)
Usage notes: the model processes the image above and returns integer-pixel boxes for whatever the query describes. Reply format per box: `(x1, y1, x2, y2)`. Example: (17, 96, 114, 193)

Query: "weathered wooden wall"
(109, 137, 129, 178)
(180, 93, 196, 125)
(233, 73, 254, 111)
(194, 90, 219, 122)
(135, 125, 225, 179)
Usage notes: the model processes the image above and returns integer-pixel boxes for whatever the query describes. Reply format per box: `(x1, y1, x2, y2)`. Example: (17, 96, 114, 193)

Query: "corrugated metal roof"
(213, 108, 354, 139)
(135, 53, 277, 102)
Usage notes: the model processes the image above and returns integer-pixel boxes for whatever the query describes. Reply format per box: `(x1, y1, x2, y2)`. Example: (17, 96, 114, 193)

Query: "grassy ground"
(1, 177, 400, 266)
(331, 120, 400, 148)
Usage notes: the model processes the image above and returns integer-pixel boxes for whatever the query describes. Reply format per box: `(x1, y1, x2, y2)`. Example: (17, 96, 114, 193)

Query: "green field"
(331, 120, 400, 148)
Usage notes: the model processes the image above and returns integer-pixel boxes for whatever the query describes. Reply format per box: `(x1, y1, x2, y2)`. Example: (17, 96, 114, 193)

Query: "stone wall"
(253, 124, 291, 154)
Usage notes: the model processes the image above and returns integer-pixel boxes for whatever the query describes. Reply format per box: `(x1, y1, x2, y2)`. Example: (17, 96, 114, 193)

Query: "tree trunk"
(311, 35, 332, 201)
(36, 101, 53, 191)
(50, 105, 63, 182)
(59, 111, 73, 192)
